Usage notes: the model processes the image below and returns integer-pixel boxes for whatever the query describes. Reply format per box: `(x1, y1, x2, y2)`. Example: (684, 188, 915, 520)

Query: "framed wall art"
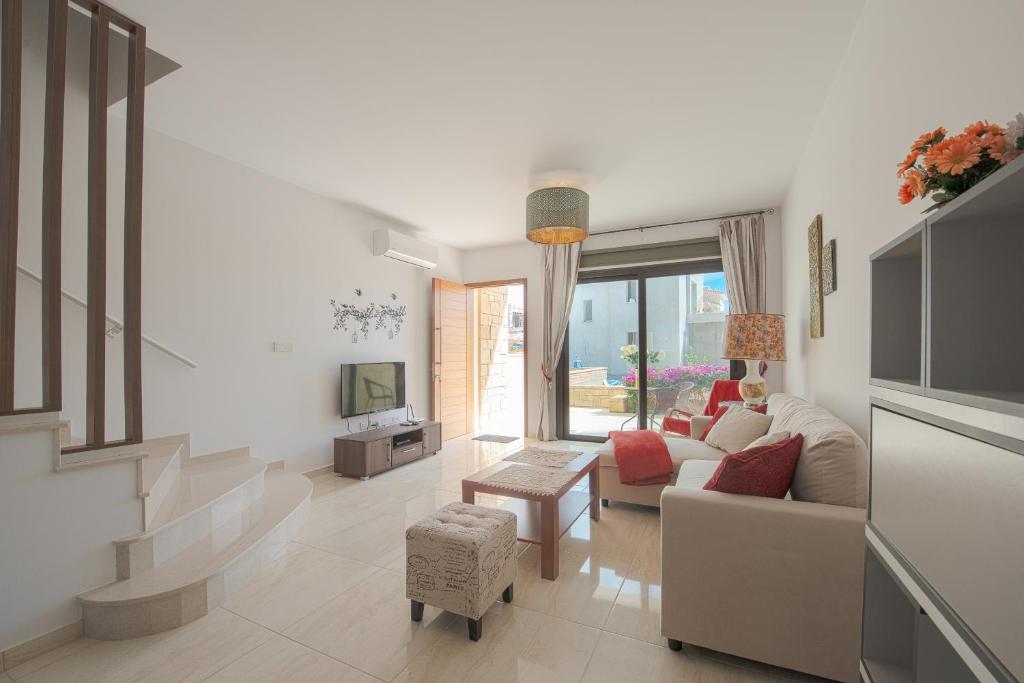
(823, 238, 837, 295)
(807, 215, 824, 337)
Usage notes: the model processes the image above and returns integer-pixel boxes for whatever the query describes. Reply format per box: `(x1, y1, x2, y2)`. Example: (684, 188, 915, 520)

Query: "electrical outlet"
(272, 341, 293, 353)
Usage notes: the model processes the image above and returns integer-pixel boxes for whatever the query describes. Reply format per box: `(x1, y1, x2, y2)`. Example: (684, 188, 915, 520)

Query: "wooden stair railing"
(0, 0, 148, 454)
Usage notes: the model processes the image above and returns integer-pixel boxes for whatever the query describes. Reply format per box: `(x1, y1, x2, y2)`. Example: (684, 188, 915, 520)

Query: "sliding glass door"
(562, 278, 640, 439)
(559, 262, 732, 441)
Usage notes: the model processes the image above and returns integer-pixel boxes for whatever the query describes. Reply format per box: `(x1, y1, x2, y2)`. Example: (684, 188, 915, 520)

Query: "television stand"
(334, 420, 442, 479)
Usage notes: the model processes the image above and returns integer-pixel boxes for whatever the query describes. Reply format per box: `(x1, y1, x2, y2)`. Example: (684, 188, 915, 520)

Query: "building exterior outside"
(566, 273, 731, 435)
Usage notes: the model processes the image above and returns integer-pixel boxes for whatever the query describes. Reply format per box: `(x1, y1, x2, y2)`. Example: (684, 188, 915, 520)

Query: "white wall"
(131, 129, 462, 471)
(462, 211, 783, 437)
(13, 25, 462, 471)
(0, 419, 141, 652)
(779, 0, 1024, 437)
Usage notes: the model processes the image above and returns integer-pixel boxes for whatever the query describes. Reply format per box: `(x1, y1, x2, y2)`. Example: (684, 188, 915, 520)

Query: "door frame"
(431, 278, 474, 439)
(556, 259, 731, 442)
(464, 278, 529, 438)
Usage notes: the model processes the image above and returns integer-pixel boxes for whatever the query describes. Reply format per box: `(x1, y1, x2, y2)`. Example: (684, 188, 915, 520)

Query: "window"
(562, 266, 732, 441)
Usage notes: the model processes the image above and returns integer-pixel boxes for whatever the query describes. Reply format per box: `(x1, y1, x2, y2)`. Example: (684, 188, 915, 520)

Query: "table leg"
(540, 497, 559, 580)
(589, 466, 600, 522)
(462, 480, 475, 504)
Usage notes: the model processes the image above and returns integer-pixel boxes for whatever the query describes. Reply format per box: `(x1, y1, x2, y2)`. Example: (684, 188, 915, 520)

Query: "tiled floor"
(7, 435, 826, 682)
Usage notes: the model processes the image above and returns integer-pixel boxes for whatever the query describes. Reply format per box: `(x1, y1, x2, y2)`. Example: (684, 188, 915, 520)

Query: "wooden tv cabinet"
(334, 421, 442, 479)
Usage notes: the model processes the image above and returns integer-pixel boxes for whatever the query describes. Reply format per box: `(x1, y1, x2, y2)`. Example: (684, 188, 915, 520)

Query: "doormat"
(473, 434, 519, 444)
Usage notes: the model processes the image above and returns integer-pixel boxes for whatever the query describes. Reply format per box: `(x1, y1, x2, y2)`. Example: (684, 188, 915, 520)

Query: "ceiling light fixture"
(525, 187, 589, 245)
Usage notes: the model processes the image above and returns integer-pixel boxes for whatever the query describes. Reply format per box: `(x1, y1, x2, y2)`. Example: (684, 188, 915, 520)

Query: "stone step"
(78, 469, 311, 640)
(115, 449, 266, 579)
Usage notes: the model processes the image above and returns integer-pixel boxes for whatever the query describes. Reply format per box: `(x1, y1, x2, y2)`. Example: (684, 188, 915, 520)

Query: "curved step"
(116, 451, 267, 578)
(79, 469, 312, 640)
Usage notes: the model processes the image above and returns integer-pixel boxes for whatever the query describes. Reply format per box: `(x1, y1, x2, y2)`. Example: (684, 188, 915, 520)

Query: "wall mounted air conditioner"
(371, 228, 439, 270)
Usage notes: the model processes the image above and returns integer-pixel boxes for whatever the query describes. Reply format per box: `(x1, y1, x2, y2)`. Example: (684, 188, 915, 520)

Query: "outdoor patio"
(568, 389, 711, 439)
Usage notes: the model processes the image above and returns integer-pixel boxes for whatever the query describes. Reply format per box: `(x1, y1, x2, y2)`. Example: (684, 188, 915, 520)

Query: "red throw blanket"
(704, 379, 743, 416)
(609, 430, 673, 486)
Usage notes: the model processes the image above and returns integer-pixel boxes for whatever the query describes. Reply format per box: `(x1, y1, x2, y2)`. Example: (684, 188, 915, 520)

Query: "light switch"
(272, 342, 293, 353)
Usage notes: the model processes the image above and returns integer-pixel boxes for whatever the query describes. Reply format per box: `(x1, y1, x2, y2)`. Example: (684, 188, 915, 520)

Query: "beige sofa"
(659, 394, 867, 683)
(593, 414, 720, 507)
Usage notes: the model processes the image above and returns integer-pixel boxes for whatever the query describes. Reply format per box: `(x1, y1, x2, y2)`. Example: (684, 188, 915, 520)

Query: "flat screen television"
(340, 362, 406, 417)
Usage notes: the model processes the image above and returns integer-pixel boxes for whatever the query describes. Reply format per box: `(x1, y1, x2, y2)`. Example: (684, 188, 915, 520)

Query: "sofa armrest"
(660, 486, 866, 682)
(688, 415, 711, 438)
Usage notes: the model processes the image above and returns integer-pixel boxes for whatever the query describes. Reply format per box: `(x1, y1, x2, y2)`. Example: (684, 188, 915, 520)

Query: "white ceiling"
(114, 0, 864, 249)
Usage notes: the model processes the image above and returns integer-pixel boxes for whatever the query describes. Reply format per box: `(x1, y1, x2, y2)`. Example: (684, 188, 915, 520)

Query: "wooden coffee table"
(461, 451, 600, 581)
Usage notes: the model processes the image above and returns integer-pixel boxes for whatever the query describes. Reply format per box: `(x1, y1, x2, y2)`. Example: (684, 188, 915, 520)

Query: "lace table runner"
(479, 464, 577, 496)
(502, 447, 582, 469)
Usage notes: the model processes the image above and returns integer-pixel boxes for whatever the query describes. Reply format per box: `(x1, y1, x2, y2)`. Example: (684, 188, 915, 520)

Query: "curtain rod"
(590, 208, 775, 237)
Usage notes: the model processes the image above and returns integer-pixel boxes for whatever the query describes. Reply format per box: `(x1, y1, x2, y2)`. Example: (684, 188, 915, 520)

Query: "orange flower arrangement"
(904, 169, 926, 197)
(897, 113, 1024, 210)
(931, 137, 982, 175)
(912, 127, 946, 151)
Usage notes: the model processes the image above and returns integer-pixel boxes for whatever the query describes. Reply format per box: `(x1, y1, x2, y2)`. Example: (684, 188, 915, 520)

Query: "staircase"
(74, 434, 311, 640)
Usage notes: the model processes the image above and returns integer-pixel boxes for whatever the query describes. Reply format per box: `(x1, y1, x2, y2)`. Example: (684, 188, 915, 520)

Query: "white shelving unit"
(865, 157, 1024, 683)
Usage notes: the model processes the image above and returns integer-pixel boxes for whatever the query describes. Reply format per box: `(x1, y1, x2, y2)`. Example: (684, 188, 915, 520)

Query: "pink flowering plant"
(623, 362, 728, 391)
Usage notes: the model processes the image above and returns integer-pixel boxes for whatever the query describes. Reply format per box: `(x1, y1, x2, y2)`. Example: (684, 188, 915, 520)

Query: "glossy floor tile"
(12, 435, 830, 682)
(558, 500, 657, 562)
(602, 520, 664, 645)
(8, 609, 271, 683)
(283, 569, 455, 682)
(203, 634, 376, 682)
(513, 545, 630, 629)
(306, 512, 409, 568)
(581, 631, 767, 683)
(395, 601, 600, 683)
(221, 543, 379, 631)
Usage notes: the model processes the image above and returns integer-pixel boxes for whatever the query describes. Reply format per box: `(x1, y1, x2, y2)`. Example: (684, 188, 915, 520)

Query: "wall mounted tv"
(340, 362, 406, 418)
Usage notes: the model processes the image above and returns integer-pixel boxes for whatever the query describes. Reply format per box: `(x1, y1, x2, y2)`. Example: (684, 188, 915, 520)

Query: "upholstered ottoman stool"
(406, 502, 517, 641)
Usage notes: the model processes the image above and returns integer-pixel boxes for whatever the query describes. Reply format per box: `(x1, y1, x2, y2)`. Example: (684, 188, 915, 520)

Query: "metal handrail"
(17, 264, 198, 369)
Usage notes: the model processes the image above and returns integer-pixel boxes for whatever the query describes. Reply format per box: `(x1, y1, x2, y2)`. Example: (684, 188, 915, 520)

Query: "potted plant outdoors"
(620, 344, 667, 369)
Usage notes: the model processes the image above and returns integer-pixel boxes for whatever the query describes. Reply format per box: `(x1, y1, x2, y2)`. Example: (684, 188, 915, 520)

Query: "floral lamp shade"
(723, 314, 786, 362)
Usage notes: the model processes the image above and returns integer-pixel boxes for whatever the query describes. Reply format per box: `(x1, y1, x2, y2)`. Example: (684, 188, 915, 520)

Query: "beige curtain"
(537, 243, 582, 441)
(719, 214, 766, 314)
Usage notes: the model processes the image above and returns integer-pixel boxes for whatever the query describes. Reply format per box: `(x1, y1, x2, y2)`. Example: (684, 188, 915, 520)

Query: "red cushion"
(752, 403, 768, 414)
(702, 434, 804, 498)
(698, 405, 730, 441)
(662, 416, 691, 437)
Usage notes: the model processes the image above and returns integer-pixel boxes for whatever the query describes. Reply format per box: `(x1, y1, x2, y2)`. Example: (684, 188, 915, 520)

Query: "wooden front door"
(432, 279, 472, 439)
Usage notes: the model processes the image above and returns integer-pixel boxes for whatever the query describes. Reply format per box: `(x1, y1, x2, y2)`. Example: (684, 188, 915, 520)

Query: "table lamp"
(722, 313, 786, 406)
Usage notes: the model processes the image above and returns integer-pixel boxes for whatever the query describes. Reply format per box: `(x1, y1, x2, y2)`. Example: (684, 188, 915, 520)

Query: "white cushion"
(703, 406, 773, 454)
(595, 435, 725, 470)
(767, 393, 868, 508)
(745, 430, 791, 449)
(672, 459, 722, 490)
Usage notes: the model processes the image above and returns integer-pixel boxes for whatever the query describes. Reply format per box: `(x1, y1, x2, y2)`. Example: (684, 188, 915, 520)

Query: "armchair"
(660, 379, 741, 438)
